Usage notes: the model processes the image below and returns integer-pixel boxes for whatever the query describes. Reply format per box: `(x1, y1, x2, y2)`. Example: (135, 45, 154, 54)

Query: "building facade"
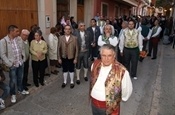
(0, 0, 144, 39)
(93, 0, 138, 19)
(0, 0, 38, 39)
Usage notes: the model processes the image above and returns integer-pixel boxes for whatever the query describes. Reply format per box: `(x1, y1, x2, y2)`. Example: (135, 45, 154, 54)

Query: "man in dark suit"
(87, 19, 101, 61)
(73, 21, 91, 85)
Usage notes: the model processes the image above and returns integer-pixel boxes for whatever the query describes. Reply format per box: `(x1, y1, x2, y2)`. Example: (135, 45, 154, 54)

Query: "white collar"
(23, 40, 28, 44)
(101, 64, 112, 68)
(35, 40, 42, 44)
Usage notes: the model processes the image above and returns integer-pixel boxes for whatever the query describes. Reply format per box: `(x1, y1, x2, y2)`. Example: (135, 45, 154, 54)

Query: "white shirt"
(151, 26, 162, 37)
(98, 35, 118, 47)
(80, 31, 85, 47)
(92, 27, 95, 32)
(80, 31, 85, 44)
(137, 26, 152, 40)
(118, 28, 127, 41)
(65, 35, 70, 42)
(48, 33, 58, 60)
(129, 30, 133, 35)
(91, 64, 112, 101)
(23, 40, 28, 44)
(80, 31, 85, 38)
(119, 29, 124, 40)
(119, 28, 143, 53)
(91, 64, 133, 101)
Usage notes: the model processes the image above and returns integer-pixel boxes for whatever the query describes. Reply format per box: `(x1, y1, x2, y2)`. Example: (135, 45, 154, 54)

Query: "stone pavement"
(0, 42, 175, 115)
(0, 57, 92, 115)
(0, 65, 59, 113)
(1, 68, 91, 115)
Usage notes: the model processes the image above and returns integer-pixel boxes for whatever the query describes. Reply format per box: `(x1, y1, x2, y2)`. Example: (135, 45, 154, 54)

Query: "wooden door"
(77, 5, 84, 22)
(115, 6, 119, 18)
(57, 0, 69, 21)
(0, 0, 38, 39)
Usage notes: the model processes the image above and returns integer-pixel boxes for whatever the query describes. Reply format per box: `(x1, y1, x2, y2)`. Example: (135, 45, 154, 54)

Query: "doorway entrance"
(57, 0, 70, 22)
(77, 0, 84, 22)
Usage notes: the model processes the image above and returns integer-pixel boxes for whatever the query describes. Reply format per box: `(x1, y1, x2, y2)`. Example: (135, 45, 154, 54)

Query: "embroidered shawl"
(90, 59, 126, 114)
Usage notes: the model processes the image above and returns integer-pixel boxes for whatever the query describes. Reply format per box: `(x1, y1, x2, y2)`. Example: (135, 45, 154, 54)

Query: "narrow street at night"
(1, 43, 175, 115)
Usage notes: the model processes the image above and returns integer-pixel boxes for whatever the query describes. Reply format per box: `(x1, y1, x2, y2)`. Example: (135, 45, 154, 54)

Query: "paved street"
(0, 42, 175, 115)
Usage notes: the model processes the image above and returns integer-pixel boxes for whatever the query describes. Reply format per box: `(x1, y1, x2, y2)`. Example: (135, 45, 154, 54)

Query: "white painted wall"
(84, 0, 94, 27)
(37, 0, 95, 38)
(37, 0, 57, 40)
(69, 0, 94, 27)
(70, 0, 77, 22)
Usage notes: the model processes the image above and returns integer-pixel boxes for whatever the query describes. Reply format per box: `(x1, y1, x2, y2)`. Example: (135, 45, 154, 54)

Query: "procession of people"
(1, 13, 173, 115)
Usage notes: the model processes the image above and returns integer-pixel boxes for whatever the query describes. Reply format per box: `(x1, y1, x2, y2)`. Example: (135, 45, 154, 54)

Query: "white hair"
(99, 44, 116, 56)
(103, 24, 115, 35)
(21, 29, 30, 35)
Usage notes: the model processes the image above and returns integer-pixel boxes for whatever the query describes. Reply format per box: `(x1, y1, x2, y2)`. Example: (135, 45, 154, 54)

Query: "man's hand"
(58, 59, 62, 64)
(144, 37, 148, 41)
(91, 43, 96, 47)
(140, 51, 147, 57)
(106, 33, 110, 38)
(73, 59, 77, 64)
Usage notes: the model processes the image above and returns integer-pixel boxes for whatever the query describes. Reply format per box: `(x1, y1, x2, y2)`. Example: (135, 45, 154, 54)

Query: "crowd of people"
(0, 14, 173, 114)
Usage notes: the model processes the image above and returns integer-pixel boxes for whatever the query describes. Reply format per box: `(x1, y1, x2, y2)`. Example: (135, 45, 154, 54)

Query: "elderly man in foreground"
(90, 44, 133, 115)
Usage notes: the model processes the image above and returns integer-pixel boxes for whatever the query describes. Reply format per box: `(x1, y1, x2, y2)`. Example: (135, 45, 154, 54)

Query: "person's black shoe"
(139, 57, 143, 62)
(151, 57, 157, 60)
(44, 73, 50, 76)
(54, 70, 59, 73)
(61, 83, 66, 88)
(147, 53, 151, 56)
(51, 71, 58, 75)
(91, 58, 94, 61)
(24, 87, 29, 91)
(84, 77, 88, 81)
(26, 83, 31, 86)
(35, 84, 39, 87)
(76, 80, 80, 85)
(40, 82, 45, 86)
(70, 84, 74, 89)
(56, 64, 61, 68)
